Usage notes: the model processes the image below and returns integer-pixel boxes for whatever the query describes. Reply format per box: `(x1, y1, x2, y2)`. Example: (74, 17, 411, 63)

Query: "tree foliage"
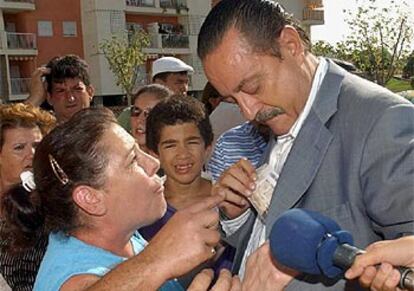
(99, 30, 149, 100)
(312, 0, 413, 86)
(403, 50, 414, 78)
(343, 0, 413, 85)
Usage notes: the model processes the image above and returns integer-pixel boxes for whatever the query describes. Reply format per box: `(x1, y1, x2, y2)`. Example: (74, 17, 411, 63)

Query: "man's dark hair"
(152, 71, 188, 83)
(45, 55, 91, 93)
(146, 95, 213, 154)
(197, 0, 311, 60)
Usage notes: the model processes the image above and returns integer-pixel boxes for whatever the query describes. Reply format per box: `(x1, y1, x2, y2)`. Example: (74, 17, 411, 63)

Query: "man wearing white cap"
(118, 56, 194, 131)
(152, 56, 194, 96)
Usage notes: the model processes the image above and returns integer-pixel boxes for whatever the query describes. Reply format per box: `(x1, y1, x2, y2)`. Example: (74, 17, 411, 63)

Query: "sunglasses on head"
(130, 106, 152, 118)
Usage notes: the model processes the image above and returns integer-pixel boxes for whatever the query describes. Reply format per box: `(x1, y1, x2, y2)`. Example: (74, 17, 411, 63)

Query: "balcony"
(125, 0, 188, 16)
(6, 32, 37, 55)
(10, 77, 30, 96)
(7, 32, 37, 50)
(161, 33, 188, 48)
(302, 7, 324, 25)
(0, 31, 37, 55)
(305, 0, 323, 8)
(143, 22, 190, 54)
(160, 0, 187, 10)
(125, 0, 155, 7)
(0, 0, 35, 11)
(5, 0, 34, 3)
(147, 33, 189, 52)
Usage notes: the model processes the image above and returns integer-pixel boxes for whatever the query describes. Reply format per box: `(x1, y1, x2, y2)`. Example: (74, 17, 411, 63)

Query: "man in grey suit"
(197, 0, 414, 290)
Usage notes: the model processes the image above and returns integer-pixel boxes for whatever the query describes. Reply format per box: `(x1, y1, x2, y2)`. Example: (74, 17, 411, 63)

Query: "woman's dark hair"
(45, 55, 91, 93)
(201, 82, 222, 115)
(146, 95, 213, 154)
(197, 0, 311, 60)
(1, 107, 117, 250)
(131, 84, 172, 105)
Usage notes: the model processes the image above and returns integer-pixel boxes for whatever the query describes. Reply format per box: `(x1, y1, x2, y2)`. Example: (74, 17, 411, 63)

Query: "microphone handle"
(399, 267, 414, 290)
(333, 244, 414, 290)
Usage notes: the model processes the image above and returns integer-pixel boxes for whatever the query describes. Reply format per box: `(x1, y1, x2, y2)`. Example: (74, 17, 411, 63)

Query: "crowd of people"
(0, 0, 413, 290)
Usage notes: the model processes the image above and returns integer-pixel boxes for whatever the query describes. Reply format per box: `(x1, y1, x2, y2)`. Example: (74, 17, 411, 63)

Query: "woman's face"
(0, 126, 42, 188)
(130, 92, 161, 149)
(101, 124, 166, 229)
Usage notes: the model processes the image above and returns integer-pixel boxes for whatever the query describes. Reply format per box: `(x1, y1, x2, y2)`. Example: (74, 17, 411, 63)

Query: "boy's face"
(155, 122, 211, 185)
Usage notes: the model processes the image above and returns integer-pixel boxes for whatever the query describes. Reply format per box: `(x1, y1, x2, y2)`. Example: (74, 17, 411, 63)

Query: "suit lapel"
(265, 60, 346, 235)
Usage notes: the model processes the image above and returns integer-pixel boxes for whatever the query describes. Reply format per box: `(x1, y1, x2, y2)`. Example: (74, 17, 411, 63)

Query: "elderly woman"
(0, 103, 55, 291)
(0, 103, 55, 193)
(1, 108, 240, 291)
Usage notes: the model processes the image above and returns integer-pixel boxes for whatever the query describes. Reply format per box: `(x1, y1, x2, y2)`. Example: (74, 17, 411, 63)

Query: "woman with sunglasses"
(130, 84, 172, 153)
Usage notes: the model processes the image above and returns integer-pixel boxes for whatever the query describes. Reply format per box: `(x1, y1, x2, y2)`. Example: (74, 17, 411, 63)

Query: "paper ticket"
(248, 163, 278, 220)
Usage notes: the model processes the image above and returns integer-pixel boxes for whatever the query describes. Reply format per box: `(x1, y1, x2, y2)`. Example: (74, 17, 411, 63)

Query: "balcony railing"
(161, 33, 189, 48)
(10, 78, 30, 95)
(4, 0, 35, 3)
(6, 32, 37, 50)
(160, 0, 187, 9)
(303, 7, 324, 22)
(125, 0, 155, 7)
(305, 0, 323, 8)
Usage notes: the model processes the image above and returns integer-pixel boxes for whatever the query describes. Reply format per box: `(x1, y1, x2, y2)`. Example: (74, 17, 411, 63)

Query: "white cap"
(151, 57, 194, 79)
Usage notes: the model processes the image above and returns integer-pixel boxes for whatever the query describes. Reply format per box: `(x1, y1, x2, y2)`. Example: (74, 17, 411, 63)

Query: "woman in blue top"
(1, 108, 240, 291)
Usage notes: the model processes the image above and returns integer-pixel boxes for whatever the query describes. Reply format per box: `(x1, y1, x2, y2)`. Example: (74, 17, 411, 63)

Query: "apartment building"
(0, 0, 83, 103)
(0, 0, 323, 104)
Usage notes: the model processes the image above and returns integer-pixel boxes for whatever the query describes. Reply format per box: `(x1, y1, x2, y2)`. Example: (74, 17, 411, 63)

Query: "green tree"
(343, 0, 413, 85)
(312, 40, 337, 57)
(403, 51, 414, 78)
(99, 30, 149, 102)
(311, 40, 352, 64)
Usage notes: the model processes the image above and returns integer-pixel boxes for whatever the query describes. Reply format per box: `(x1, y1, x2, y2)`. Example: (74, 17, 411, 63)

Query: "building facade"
(0, 0, 323, 104)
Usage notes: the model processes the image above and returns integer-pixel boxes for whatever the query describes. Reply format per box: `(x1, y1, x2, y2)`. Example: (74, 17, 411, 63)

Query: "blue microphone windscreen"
(269, 209, 342, 275)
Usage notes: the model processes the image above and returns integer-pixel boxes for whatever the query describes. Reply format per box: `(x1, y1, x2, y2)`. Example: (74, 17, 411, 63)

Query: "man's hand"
(242, 242, 298, 291)
(144, 195, 224, 282)
(26, 66, 50, 106)
(345, 236, 414, 291)
(188, 269, 241, 291)
(212, 158, 256, 219)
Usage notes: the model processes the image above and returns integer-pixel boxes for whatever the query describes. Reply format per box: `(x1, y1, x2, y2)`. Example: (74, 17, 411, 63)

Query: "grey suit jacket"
(227, 60, 414, 290)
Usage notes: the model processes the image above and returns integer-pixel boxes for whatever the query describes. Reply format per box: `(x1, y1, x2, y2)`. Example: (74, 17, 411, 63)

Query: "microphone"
(269, 209, 414, 290)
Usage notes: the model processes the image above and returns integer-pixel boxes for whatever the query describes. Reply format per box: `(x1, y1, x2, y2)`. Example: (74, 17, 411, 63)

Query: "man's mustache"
(255, 107, 284, 123)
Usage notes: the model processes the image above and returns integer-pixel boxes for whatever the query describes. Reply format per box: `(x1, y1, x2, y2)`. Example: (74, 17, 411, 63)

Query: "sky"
(311, 0, 414, 48)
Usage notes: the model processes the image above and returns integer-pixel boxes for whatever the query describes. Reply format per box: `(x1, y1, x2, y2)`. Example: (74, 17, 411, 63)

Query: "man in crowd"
(117, 56, 194, 131)
(198, 0, 414, 290)
(26, 55, 94, 124)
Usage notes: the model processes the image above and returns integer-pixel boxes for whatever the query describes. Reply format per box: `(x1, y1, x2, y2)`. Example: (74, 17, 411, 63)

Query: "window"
(63, 21, 77, 37)
(38, 21, 53, 37)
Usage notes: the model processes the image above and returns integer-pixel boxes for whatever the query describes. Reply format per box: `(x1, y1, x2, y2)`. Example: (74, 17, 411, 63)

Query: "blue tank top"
(34, 231, 184, 291)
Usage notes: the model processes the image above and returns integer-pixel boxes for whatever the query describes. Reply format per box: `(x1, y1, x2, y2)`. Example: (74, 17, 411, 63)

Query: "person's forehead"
(160, 122, 201, 139)
(134, 92, 160, 106)
(203, 29, 255, 95)
(52, 78, 86, 88)
(3, 126, 42, 142)
(167, 72, 189, 80)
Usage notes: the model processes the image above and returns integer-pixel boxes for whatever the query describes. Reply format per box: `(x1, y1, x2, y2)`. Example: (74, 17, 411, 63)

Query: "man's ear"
(72, 185, 106, 216)
(278, 25, 305, 58)
(86, 85, 95, 102)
